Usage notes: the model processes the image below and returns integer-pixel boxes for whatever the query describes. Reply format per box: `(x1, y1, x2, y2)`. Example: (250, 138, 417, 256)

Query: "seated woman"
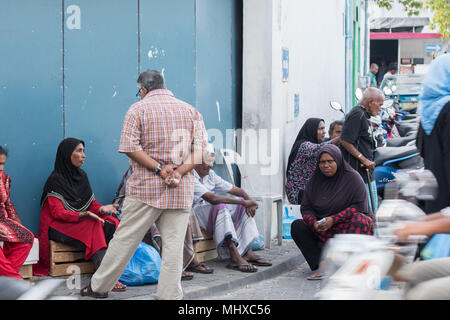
(285, 118, 339, 204)
(34, 138, 125, 291)
(0, 146, 34, 279)
(290, 144, 374, 280)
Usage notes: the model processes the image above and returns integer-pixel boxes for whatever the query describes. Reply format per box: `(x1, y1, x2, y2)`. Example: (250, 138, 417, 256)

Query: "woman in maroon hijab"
(290, 144, 374, 280)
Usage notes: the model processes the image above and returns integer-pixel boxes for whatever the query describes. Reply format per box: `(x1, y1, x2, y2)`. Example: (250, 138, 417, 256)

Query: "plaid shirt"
(119, 89, 207, 209)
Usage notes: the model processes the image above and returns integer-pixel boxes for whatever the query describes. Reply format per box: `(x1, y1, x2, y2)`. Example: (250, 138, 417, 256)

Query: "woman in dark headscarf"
(416, 53, 450, 214)
(285, 118, 339, 204)
(34, 138, 125, 291)
(290, 144, 374, 280)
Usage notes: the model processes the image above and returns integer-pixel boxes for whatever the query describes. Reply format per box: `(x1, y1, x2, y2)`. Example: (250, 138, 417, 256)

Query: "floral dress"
(0, 171, 33, 244)
(285, 141, 331, 204)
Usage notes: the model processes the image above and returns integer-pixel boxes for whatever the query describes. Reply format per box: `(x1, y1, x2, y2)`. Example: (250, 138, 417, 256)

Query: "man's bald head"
(361, 87, 384, 116)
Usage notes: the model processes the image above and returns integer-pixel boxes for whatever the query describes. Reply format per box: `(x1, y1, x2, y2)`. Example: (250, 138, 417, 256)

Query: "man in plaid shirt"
(82, 70, 207, 300)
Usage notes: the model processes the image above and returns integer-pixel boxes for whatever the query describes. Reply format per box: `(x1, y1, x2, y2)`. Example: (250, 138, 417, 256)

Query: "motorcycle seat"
(375, 145, 419, 165)
(386, 136, 415, 147)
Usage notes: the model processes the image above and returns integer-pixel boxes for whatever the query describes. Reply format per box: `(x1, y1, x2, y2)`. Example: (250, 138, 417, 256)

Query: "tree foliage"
(375, 0, 449, 39)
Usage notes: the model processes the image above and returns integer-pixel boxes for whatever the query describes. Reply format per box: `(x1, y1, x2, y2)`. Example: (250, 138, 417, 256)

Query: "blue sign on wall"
(294, 93, 300, 118)
(282, 47, 289, 82)
(425, 43, 442, 52)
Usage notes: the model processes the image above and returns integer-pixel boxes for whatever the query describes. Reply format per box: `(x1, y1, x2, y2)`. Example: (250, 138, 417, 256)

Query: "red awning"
(371, 32, 442, 40)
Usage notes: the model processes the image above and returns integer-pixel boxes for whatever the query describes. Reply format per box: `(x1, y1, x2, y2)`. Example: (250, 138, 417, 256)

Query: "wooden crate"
(194, 229, 218, 263)
(49, 240, 94, 277)
(19, 264, 33, 279)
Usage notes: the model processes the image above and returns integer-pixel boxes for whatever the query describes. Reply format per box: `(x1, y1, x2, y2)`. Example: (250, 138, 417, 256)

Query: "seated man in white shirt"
(193, 152, 271, 273)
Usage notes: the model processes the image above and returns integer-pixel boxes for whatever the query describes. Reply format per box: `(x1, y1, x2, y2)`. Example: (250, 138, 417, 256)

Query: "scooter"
(316, 169, 436, 300)
(0, 277, 69, 300)
(374, 145, 422, 199)
(381, 87, 419, 138)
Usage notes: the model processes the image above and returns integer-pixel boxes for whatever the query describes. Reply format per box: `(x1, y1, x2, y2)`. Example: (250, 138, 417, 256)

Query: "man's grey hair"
(137, 69, 166, 91)
(362, 87, 384, 102)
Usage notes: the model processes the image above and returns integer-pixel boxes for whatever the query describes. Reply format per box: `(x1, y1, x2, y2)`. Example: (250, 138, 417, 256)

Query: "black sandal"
(80, 283, 108, 299)
(186, 262, 214, 274)
(181, 271, 194, 281)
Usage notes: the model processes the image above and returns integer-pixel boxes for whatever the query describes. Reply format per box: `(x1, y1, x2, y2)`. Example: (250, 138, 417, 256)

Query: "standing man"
(81, 69, 207, 300)
(383, 62, 398, 80)
(340, 87, 384, 214)
(368, 63, 379, 87)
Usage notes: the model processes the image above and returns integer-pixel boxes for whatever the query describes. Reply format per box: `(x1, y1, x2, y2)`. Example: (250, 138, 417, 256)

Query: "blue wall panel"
(0, 1, 63, 233)
(196, 0, 233, 137)
(63, 0, 138, 206)
(0, 0, 240, 233)
(140, 0, 196, 106)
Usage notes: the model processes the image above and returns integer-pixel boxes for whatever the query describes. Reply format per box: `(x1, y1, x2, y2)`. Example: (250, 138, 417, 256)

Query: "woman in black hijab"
(285, 118, 339, 204)
(290, 144, 374, 280)
(35, 138, 125, 291)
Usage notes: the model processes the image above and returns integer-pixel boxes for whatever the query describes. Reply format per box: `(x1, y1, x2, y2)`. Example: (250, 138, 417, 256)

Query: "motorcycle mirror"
(329, 101, 344, 114)
(383, 87, 392, 95)
(355, 88, 363, 101)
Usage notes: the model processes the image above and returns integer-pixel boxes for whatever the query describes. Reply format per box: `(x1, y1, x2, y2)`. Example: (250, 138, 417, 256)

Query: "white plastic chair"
(219, 148, 283, 249)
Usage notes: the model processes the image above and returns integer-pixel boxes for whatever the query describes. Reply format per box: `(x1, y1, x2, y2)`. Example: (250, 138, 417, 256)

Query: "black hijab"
(286, 118, 324, 177)
(40, 138, 94, 211)
(301, 144, 371, 218)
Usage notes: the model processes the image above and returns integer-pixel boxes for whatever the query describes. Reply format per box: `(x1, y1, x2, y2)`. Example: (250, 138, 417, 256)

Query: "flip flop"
(181, 271, 194, 281)
(226, 264, 258, 273)
(80, 283, 108, 299)
(111, 281, 127, 292)
(247, 258, 272, 267)
(186, 263, 214, 274)
(307, 270, 326, 281)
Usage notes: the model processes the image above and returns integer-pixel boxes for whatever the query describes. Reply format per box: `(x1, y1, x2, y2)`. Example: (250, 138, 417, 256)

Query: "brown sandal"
(111, 281, 127, 292)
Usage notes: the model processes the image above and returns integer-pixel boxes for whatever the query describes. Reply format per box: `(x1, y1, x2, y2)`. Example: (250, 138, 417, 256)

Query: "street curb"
(183, 251, 305, 300)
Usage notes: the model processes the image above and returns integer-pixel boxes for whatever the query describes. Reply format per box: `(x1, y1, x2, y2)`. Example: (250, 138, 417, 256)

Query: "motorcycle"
(0, 277, 70, 300)
(316, 169, 437, 300)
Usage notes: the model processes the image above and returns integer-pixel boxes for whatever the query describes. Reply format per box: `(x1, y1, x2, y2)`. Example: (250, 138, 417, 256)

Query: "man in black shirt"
(340, 87, 384, 214)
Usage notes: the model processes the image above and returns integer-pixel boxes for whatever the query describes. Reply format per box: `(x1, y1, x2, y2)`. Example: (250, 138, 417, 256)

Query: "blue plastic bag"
(420, 234, 450, 260)
(119, 242, 161, 286)
(282, 206, 297, 239)
(251, 234, 264, 251)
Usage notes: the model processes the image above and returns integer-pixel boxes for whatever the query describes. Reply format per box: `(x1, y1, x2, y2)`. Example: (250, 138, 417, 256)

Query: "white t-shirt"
(442, 207, 450, 217)
(193, 169, 234, 207)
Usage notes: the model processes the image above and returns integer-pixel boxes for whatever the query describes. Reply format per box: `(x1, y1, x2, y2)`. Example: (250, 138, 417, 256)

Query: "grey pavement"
(203, 263, 324, 300)
(27, 239, 311, 300)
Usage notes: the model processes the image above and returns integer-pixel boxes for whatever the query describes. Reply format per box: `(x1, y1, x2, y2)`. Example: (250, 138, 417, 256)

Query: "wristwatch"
(154, 163, 162, 175)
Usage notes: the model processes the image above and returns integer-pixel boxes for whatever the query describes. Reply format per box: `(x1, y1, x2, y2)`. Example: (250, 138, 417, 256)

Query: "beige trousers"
(400, 257, 450, 300)
(90, 197, 190, 300)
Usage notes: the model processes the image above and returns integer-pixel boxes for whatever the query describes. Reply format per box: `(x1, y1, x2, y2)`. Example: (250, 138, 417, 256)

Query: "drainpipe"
(345, 0, 353, 112)
(364, 0, 369, 76)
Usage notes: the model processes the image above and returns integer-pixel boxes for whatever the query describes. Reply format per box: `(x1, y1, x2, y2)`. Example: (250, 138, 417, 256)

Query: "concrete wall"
(242, 0, 346, 202)
(399, 38, 448, 65)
